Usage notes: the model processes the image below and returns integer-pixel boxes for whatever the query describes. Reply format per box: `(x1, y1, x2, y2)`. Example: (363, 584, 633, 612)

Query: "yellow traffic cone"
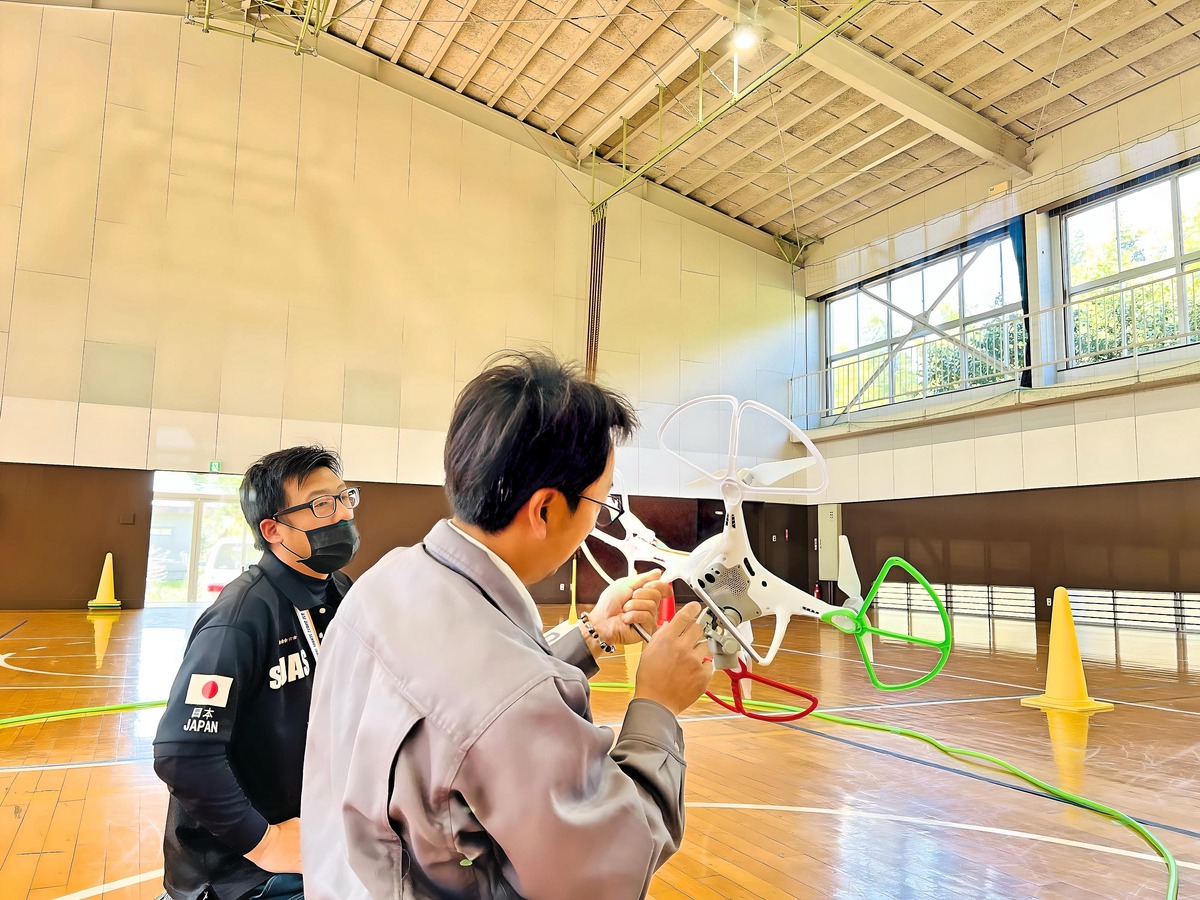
(567, 555, 579, 625)
(88, 610, 121, 669)
(88, 552, 121, 610)
(1043, 708, 1093, 821)
(1021, 587, 1112, 713)
(624, 639, 642, 683)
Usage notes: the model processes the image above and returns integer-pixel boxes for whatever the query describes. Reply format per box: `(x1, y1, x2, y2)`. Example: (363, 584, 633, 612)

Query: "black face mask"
(279, 519, 360, 574)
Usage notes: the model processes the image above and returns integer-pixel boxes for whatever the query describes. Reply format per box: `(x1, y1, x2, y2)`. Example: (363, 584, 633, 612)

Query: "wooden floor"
(1, 604, 1197, 899)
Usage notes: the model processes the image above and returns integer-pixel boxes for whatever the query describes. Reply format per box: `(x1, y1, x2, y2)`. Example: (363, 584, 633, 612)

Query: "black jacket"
(153, 551, 350, 900)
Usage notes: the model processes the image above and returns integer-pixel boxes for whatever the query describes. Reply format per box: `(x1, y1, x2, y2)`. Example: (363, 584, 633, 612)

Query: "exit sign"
(209, 460, 222, 473)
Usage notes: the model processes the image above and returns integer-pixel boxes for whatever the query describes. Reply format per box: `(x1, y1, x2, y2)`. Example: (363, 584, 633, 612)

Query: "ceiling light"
(732, 23, 757, 49)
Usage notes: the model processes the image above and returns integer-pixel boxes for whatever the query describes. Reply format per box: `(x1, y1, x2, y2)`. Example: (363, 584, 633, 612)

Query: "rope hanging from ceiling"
(584, 202, 608, 382)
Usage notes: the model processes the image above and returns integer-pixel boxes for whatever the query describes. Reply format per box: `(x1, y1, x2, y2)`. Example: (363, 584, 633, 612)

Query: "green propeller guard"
(819, 556, 952, 691)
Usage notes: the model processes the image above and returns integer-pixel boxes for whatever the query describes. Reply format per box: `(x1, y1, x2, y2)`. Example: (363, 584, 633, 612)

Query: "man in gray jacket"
(302, 352, 713, 899)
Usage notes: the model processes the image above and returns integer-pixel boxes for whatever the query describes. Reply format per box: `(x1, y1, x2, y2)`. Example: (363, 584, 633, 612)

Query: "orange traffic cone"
(88, 553, 121, 610)
(1021, 587, 1112, 713)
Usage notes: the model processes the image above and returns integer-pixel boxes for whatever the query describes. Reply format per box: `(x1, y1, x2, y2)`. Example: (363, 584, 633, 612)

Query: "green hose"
(5, 690, 1179, 898)
(592, 682, 1179, 900)
(0, 699, 166, 730)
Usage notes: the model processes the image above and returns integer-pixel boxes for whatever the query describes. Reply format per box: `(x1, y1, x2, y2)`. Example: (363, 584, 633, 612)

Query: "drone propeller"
(837, 535, 864, 613)
(685, 456, 818, 489)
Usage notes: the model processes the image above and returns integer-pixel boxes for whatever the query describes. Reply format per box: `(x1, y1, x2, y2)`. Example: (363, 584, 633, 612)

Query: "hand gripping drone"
(583, 396, 953, 722)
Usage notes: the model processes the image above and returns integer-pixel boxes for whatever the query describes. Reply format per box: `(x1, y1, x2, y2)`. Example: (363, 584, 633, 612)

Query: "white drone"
(584, 395, 951, 709)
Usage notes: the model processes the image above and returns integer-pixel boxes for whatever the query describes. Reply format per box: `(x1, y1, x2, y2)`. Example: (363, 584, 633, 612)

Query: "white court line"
(688, 803, 1200, 870)
(1107, 698, 1200, 718)
(0, 653, 136, 681)
(823, 693, 1028, 712)
(0, 757, 150, 774)
(597, 693, 1030, 727)
(776, 647, 1043, 691)
(51, 868, 163, 900)
(0, 684, 135, 690)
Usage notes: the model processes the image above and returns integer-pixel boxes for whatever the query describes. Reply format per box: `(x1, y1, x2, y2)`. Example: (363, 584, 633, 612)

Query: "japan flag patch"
(185, 674, 233, 708)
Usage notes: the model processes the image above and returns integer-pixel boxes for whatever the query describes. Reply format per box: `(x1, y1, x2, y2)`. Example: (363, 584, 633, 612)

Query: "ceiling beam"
(422, 0, 481, 77)
(574, 15, 730, 160)
(387, 0, 433, 64)
(354, 0, 383, 47)
(684, 85, 859, 198)
(990, 14, 1200, 126)
(933, 0, 1127, 108)
(792, 145, 965, 237)
(730, 116, 919, 219)
(454, 0, 530, 92)
(513, 0, 637, 120)
(601, 45, 735, 160)
(544, 8, 671, 133)
(690, 0, 1032, 176)
(485, 0, 582, 108)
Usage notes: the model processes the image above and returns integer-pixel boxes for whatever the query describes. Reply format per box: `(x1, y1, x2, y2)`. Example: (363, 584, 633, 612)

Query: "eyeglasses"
(577, 494, 623, 528)
(273, 487, 361, 520)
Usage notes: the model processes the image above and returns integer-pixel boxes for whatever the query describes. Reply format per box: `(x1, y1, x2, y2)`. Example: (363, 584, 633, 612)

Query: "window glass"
(890, 269, 923, 332)
(963, 241, 1003, 318)
(824, 232, 1024, 411)
(1064, 167, 1200, 367)
(1180, 168, 1200, 254)
(1117, 181, 1173, 272)
(857, 292, 888, 346)
(923, 258, 958, 322)
(1067, 200, 1117, 287)
(829, 296, 857, 355)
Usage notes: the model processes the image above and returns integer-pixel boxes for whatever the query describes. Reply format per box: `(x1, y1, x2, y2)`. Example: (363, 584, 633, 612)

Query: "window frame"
(1056, 160, 1200, 369)
(818, 226, 1027, 415)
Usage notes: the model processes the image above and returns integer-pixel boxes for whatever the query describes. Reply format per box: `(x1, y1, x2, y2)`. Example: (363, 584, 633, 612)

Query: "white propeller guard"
(657, 395, 830, 496)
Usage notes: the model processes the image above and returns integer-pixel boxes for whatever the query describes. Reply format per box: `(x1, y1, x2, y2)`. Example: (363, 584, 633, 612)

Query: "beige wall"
(0, 4, 803, 499)
(805, 381, 1200, 504)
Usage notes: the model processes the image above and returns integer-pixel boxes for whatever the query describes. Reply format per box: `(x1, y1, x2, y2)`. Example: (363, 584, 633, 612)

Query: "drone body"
(583, 395, 953, 720)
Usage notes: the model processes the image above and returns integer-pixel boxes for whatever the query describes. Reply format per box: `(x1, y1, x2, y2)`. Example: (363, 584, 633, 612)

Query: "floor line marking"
(687, 803, 1200, 869)
(50, 868, 163, 900)
(781, 719, 1200, 841)
(823, 694, 1028, 712)
(776, 647, 1042, 691)
(0, 653, 136, 680)
(1105, 698, 1200, 718)
(0, 757, 151, 774)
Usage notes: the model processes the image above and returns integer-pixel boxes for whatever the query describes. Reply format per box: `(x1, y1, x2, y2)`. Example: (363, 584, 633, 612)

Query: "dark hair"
(240, 446, 344, 550)
(445, 352, 638, 533)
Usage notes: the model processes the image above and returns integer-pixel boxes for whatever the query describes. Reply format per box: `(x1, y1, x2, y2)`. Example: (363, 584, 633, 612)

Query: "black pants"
(156, 875, 303, 900)
(242, 874, 304, 900)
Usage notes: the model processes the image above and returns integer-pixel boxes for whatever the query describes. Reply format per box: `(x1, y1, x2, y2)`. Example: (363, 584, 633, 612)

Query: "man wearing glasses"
(154, 446, 361, 900)
(302, 354, 713, 898)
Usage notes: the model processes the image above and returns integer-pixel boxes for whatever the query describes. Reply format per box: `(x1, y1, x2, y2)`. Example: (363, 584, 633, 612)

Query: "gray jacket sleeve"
(544, 624, 600, 679)
(454, 682, 685, 899)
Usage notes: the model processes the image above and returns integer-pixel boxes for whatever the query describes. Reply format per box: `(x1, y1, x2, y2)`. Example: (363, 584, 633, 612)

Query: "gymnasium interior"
(0, 0, 1198, 895)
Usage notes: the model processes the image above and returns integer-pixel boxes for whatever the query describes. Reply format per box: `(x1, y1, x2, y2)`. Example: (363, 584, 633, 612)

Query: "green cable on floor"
(591, 683, 1179, 900)
(2, 692, 1180, 898)
(0, 699, 166, 730)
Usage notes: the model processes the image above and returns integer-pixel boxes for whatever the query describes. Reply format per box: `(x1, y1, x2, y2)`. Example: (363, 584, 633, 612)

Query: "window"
(1061, 165, 1200, 366)
(823, 232, 1027, 414)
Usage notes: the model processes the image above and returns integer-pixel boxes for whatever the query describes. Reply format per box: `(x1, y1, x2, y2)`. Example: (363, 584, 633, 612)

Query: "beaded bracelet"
(578, 612, 615, 654)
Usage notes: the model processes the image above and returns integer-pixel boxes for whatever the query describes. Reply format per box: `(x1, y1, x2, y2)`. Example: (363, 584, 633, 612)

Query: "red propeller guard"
(704, 658, 819, 722)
